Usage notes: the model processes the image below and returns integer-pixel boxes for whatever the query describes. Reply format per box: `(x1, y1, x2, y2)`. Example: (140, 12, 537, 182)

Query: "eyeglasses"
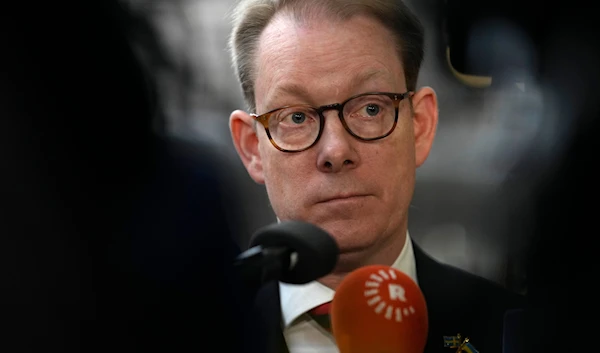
(251, 92, 413, 152)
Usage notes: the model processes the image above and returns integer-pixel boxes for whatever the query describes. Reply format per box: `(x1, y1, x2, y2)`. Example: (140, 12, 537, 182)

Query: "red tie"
(308, 302, 332, 333)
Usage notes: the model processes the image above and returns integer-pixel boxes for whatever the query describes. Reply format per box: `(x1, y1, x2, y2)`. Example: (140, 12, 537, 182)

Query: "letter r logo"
(388, 284, 407, 302)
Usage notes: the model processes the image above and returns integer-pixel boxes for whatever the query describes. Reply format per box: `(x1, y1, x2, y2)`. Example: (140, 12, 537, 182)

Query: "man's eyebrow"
(272, 82, 313, 106)
(348, 70, 394, 90)
(266, 69, 395, 109)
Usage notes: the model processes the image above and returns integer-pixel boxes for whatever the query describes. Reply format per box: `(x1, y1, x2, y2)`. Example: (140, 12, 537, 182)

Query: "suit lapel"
(413, 241, 472, 353)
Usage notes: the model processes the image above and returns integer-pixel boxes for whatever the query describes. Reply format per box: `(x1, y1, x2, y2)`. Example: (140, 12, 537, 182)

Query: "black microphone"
(234, 220, 339, 287)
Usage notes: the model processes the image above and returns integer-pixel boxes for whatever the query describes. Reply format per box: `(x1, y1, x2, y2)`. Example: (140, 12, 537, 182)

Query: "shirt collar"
(279, 231, 418, 327)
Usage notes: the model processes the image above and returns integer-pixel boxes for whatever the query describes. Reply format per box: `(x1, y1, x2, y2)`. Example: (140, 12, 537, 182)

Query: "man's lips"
(317, 194, 369, 203)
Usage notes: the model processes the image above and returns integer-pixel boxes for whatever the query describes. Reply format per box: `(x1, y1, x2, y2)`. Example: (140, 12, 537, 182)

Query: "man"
(227, 1, 523, 352)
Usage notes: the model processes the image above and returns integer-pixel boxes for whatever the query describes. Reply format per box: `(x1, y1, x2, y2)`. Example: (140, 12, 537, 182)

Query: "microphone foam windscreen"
(331, 265, 428, 353)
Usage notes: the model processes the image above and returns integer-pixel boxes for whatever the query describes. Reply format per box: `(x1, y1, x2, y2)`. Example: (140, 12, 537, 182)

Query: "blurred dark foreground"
(1, 1, 266, 352)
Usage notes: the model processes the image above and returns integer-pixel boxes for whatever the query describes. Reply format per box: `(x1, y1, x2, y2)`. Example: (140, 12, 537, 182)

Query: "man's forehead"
(253, 11, 404, 109)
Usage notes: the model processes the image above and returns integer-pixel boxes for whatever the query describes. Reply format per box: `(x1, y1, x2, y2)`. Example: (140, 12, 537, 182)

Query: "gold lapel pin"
(443, 334, 479, 353)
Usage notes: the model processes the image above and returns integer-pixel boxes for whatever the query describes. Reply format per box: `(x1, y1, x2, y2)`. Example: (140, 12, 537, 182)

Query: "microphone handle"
(234, 245, 292, 289)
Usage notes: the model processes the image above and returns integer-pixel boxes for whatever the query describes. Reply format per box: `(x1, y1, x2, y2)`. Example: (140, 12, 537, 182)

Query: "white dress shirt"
(279, 232, 418, 353)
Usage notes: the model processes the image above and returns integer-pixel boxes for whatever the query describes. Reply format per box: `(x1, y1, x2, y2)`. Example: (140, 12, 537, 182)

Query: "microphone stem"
(234, 245, 292, 289)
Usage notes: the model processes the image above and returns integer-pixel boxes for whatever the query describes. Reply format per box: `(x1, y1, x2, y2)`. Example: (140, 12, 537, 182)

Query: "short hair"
(228, 0, 425, 112)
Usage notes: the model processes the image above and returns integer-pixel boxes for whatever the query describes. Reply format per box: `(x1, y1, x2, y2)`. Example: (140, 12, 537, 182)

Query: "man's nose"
(315, 111, 360, 173)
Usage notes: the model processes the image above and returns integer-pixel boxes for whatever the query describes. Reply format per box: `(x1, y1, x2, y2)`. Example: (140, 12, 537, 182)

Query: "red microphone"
(331, 265, 428, 353)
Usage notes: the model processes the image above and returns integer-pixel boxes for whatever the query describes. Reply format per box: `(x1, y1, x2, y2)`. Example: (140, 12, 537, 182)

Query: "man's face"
(231, 12, 437, 266)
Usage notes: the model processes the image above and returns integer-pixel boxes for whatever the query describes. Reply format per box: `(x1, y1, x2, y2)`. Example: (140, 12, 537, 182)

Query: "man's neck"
(317, 229, 408, 290)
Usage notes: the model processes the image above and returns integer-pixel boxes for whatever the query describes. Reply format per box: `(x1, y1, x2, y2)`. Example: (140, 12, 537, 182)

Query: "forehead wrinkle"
(263, 68, 398, 112)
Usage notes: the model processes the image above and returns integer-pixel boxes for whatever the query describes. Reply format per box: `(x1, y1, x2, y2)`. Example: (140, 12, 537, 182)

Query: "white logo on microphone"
(363, 268, 416, 322)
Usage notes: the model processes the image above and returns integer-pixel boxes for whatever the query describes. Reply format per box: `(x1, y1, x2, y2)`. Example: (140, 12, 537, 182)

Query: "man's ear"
(229, 110, 265, 184)
(411, 87, 439, 167)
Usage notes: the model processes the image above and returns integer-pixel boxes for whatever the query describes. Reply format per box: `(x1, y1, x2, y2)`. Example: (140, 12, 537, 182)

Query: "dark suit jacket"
(415, 242, 524, 353)
(254, 240, 524, 353)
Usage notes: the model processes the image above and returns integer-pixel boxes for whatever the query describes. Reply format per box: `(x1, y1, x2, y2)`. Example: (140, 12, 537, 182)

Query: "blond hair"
(228, 0, 424, 112)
